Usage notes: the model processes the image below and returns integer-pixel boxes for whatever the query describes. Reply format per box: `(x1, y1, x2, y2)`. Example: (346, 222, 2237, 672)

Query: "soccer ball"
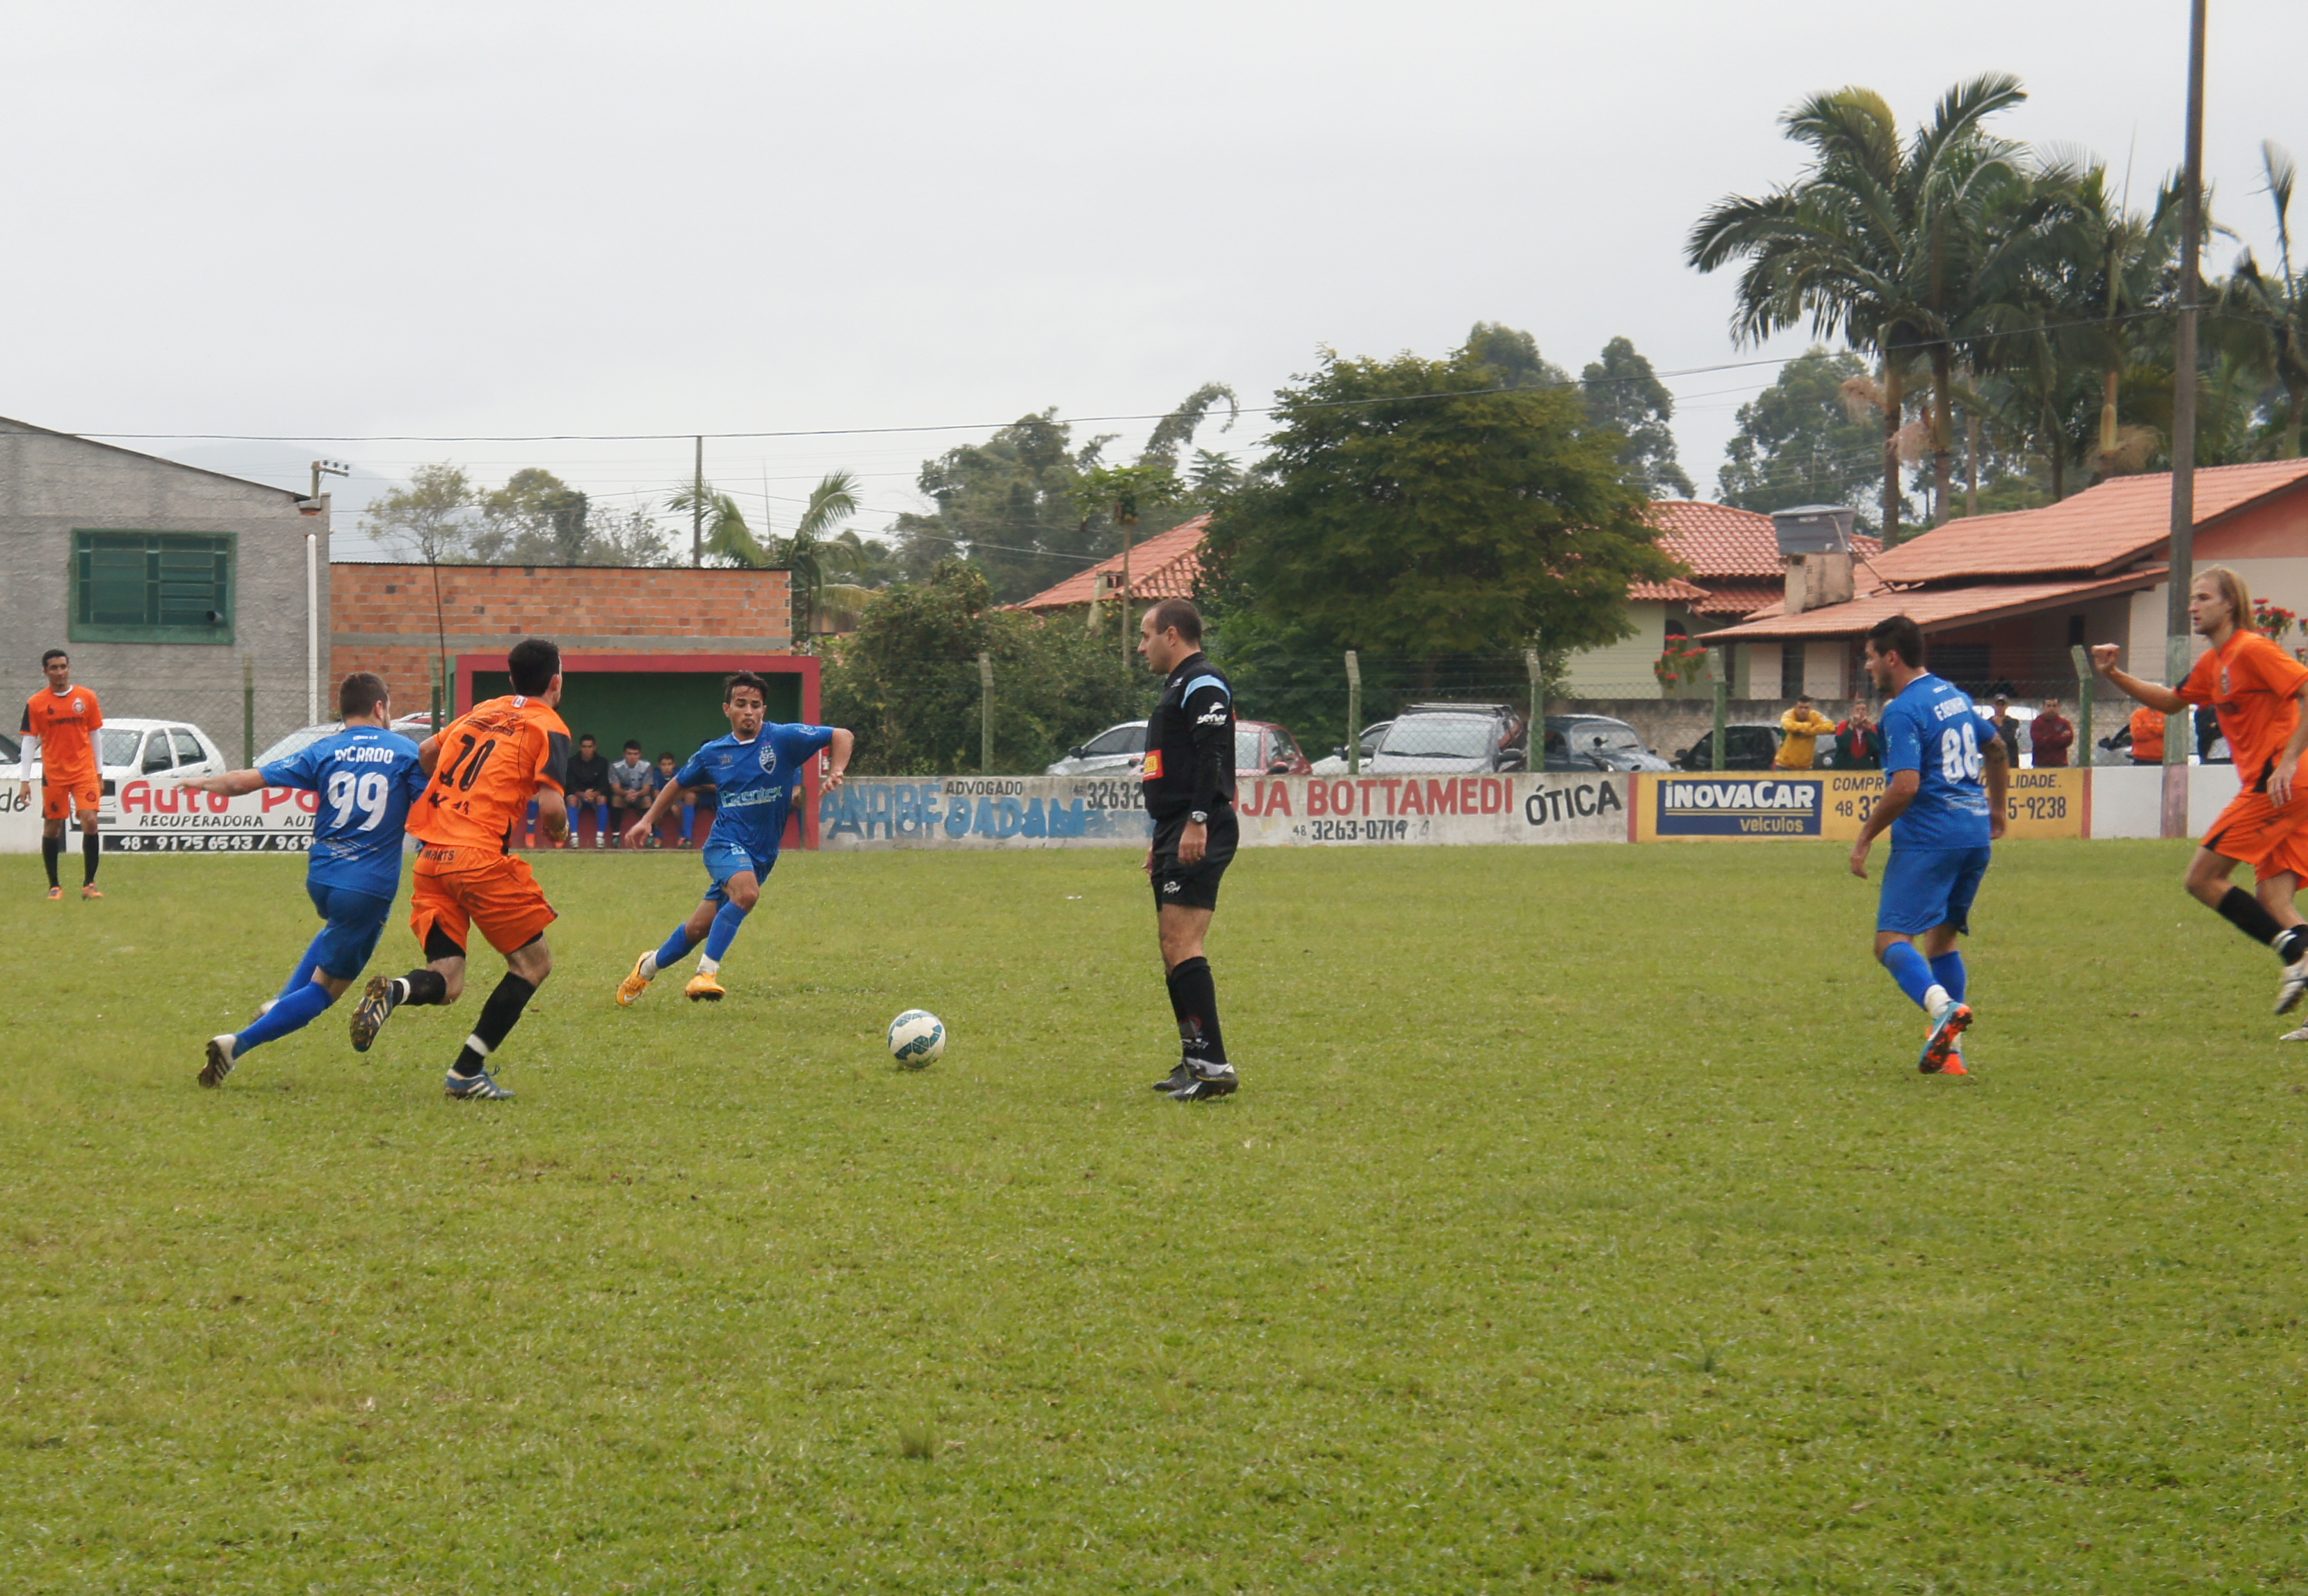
(887, 1009, 945, 1068)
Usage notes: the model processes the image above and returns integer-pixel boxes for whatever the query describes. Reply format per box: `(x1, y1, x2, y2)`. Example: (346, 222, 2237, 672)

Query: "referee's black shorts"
(1149, 808, 1238, 911)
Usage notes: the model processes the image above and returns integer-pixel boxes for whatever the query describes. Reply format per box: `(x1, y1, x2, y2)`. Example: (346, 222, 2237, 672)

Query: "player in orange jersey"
(17, 649, 106, 902)
(348, 638, 572, 1099)
(2095, 568, 2308, 1023)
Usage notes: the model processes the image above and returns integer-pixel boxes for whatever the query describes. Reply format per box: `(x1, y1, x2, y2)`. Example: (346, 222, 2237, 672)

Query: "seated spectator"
(2030, 699, 2074, 767)
(653, 751, 690, 847)
(565, 733, 612, 848)
(608, 740, 654, 847)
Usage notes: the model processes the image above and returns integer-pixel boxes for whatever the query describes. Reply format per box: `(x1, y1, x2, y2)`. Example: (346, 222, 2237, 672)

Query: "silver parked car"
(1367, 703, 1529, 775)
(1045, 720, 1149, 776)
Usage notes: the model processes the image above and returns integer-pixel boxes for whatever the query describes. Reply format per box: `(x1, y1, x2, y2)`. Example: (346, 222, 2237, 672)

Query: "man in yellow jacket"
(1776, 694, 1838, 770)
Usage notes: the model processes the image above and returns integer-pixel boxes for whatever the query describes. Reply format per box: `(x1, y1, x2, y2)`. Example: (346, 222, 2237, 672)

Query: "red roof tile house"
(1698, 460, 2308, 701)
(1560, 500, 1881, 698)
(1015, 515, 1210, 625)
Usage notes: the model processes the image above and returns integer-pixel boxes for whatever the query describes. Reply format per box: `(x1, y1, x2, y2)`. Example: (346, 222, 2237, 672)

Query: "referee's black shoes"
(1168, 1063, 1238, 1102)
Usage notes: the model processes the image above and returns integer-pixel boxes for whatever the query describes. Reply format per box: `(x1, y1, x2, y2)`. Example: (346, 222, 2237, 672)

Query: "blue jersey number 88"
(1938, 721, 1983, 782)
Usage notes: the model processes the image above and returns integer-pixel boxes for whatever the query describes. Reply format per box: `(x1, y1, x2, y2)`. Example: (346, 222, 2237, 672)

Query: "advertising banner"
(0, 776, 319, 854)
(817, 772, 1631, 850)
(1635, 769, 2089, 842)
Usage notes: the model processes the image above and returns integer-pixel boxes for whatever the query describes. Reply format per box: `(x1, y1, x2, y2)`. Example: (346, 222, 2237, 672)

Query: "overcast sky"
(3, 1, 2300, 560)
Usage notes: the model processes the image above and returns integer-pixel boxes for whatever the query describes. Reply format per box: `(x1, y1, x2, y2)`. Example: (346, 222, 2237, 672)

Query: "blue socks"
(234, 979, 336, 1056)
(1880, 942, 1940, 1013)
(655, 925, 699, 970)
(702, 901, 747, 965)
(1928, 951, 1967, 1006)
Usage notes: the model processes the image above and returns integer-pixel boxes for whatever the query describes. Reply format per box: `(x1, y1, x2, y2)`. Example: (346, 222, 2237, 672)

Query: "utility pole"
(1344, 651, 1362, 776)
(692, 435, 705, 568)
(979, 653, 995, 774)
(2163, 0, 2209, 833)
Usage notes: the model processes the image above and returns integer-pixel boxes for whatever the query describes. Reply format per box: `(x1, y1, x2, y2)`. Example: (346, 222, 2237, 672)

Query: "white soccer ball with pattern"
(887, 1009, 945, 1067)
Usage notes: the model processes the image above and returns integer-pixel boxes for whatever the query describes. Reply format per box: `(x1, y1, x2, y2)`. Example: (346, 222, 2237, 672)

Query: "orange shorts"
(2202, 790, 2308, 882)
(42, 775, 100, 822)
(410, 851, 557, 956)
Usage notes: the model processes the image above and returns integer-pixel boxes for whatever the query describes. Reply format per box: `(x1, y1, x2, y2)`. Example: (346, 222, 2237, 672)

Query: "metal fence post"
(1525, 647, 1542, 771)
(1344, 651, 1362, 776)
(2069, 644, 2092, 774)
(1711, 649, 1729, 771)
(979, 652, 995, 775)
(242, 656, 256, 766)
(2163, 633, 2192, 838)
(429, 653, 443, 735)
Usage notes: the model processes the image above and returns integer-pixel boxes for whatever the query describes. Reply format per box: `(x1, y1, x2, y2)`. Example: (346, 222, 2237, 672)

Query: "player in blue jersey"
(179, 672, 428, 1086)
(614, 672, 852, 1004)
(1846, 616, 2009, 1075)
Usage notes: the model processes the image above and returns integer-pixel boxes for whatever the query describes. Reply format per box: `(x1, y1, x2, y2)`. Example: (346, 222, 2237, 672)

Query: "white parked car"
(1046, 720, 1148, 776)
(15, 717, 229, 813)
(255, 712, 442, 769)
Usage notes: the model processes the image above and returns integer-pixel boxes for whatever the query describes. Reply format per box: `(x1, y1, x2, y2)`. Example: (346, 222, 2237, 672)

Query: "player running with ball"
(181, 672, 427, 1086)
(2092, 568, 2308, 1021)
(1848, 616, 2008, 1075)
(615, 672, 850, 1006)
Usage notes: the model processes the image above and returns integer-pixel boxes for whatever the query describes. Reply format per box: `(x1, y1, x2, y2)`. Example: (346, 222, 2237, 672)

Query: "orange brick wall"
(330, 563, 793, 699)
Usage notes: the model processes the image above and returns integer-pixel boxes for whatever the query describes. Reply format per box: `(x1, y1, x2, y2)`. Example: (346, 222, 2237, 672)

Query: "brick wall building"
(332, 562, 820, 840)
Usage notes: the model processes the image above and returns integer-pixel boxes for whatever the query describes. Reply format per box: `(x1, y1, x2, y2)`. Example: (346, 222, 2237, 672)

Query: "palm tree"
(667, 484, 770, 567)
(2219, 142, 2308, 458)
(779, 471, 863, 638)
(1688, 74, 2044, 539)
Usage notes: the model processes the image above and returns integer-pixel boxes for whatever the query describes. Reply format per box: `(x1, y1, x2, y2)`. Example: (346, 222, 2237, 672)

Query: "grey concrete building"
(1, 416, 330, 762)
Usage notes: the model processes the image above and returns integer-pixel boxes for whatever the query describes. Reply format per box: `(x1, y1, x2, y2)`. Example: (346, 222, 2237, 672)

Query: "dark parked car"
(1544, 715, 1674, 773)
(1673, 724, 1782, 771)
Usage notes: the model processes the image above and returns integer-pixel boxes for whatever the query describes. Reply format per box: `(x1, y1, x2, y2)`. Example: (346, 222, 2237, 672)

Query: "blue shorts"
(1877, 845, 1991, 937)
(702, 840, 779, 906)
(304, 879, 395, 979)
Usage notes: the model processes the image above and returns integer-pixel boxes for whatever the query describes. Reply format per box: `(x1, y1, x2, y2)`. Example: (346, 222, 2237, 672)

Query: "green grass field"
(3, 840, 2305, 1593)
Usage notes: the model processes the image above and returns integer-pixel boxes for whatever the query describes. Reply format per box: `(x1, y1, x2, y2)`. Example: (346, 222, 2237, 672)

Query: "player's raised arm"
(2090, 644, 2187, 714)
(180, 768, 270, 798)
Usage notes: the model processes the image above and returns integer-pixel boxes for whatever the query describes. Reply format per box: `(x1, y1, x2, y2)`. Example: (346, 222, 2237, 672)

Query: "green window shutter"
(70, 531, 236, 644)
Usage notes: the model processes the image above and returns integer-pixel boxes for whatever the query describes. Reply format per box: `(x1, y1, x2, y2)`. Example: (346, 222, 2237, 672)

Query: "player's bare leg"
(76, 805, 101, 899)
(39, 813, 65, 900)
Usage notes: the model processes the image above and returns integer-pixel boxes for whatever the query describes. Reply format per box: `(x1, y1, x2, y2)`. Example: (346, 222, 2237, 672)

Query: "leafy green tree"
(1465, 322, 1570, 391)
(1205, 341, 1672, 665)
(818, 562, 1146, 773)
(1687, 74, 2056, 539)
(478, 469, 590, 563)
(888, 410, 1113, 599)
(1716, 348, 1891, 522)
(362, 463, 478, 562)
(1582, 336, 1696, 497)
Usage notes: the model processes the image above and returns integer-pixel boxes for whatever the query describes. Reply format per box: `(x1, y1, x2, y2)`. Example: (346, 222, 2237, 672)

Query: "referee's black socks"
(1166, 956, 1228, 1069)
(2215, 886, 2308, 963)
(452, 972, 537, 1078)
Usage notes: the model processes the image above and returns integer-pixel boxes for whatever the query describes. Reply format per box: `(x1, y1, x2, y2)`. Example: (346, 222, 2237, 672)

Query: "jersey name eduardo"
(412, 694, 571, 865)
(678, 723, 835, 858)
(261, 727, 428, 899)
(22, 687, 104, 781)
(1879, 673, 1994, 849)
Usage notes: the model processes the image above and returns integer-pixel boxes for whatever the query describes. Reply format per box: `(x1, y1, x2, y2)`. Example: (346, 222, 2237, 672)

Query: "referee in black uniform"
(1137, 598, 1240, 1101)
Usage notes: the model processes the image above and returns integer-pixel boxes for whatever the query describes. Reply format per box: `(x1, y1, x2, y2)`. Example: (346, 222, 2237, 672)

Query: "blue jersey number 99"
(325, 770, 392, 832)
(1939, 722, 1983, 782)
